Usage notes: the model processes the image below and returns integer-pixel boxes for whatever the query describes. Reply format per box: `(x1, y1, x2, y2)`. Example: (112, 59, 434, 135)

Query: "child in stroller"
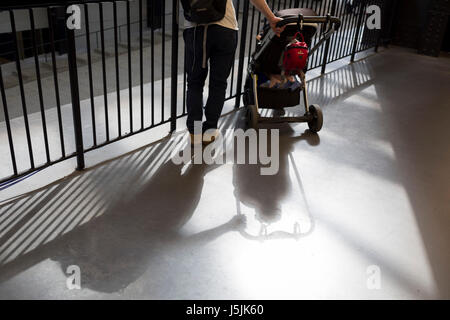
(243, 8, 341, 132)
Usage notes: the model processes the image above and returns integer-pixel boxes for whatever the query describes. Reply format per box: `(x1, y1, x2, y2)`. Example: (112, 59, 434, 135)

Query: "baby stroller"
(243, 8, 341, 132)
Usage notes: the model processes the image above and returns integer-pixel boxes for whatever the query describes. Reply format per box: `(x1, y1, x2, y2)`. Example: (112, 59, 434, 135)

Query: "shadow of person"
(12, 139, 243, 294)
(232, 112, 320, 240)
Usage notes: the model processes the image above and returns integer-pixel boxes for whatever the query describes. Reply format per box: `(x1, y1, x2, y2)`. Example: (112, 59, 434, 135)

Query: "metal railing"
(0, 0, 394, 185)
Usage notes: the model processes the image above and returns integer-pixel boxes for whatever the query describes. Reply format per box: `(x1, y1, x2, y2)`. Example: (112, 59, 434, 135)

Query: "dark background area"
(391, 0, 450, 55)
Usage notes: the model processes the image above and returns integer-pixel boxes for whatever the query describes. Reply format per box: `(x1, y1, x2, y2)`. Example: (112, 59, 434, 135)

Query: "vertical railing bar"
(244, 2, 254, 77)
(306, 0, 314, 68)
(234, 0, 250, 109)
(47, 7, 66, 156)
(127, 0, 133, 134)
(356, 1, 371, 52)
(231, 0, 240, 98)
(346, 0, 360, 56)
(183, 54, 187, 115)
(332, 2, 345, 61)
(29, 8, 51, 164)
(229, 0, 241, 98)
(366, 0, 376, 51)
(312, 0, 319, 15)
(139, 0, 144, 130)
(99, 2, 110, 142)
(320, 0, 327, 15)
(373, 0, 384, 51)
(84, 4, 97, 147)
(375, 0, 384, 52)
(337, 0, 354, 60)
(348, 0, 361, 55)
(327, 1, 339, 63)
(321, 0, 336, 74)
(330, 0, 345, 62)
(247, 5, 256, 66)
(369, 16, 377, 51)
(311, 0, 325, 68)
(151, 0, 155, 126)
(113, 1, 122, 137)
(161, 0, 166, 123)
(339, 1, 352, 58)
(316, 0, 327, 67)
(360, 0, 369, 50)
(170, 0, 179, 133)
(309, 0, 318, 69)
(183, 12, 187, 116)
(66, 18, 85, 171)
(319, 0, 333, 68)
(9, 10, 35, 169)
(351, 0, 366, 62)
(367, 8, 378, 51)
(0, 65, 18, 175)
(256, 10, 262, 36)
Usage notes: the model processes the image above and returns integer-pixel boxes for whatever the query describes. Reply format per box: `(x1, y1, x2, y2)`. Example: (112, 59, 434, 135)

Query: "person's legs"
(184, 27, 209, 134)
(203, 25, 238, 132)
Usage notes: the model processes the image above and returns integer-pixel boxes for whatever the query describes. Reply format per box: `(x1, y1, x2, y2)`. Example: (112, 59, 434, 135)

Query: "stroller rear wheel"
(307, 104, 323, 133)
(246, 105, 259, 130)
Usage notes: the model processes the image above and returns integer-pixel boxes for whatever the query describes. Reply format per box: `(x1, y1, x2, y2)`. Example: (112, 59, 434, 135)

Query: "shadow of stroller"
(0, 139, 243, 294)
(232, 113, 320, 241)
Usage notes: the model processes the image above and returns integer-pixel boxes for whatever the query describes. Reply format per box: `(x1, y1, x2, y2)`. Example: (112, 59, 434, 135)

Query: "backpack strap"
(202, 25, 209, 69)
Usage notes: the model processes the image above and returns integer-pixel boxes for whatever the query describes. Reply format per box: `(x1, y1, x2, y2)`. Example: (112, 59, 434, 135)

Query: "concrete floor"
(0, 47, 449, 299)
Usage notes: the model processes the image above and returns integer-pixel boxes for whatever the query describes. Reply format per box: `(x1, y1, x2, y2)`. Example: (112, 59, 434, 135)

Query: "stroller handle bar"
(275, 15, 341, 30)
(275, 15, 342, 58)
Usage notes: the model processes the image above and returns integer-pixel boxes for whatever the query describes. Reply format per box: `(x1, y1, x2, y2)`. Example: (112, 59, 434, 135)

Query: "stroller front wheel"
(307, 104, 323, 133)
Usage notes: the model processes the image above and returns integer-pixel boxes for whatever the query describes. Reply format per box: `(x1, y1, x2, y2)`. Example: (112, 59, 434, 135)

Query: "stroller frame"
(245, 13, 341, 132)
